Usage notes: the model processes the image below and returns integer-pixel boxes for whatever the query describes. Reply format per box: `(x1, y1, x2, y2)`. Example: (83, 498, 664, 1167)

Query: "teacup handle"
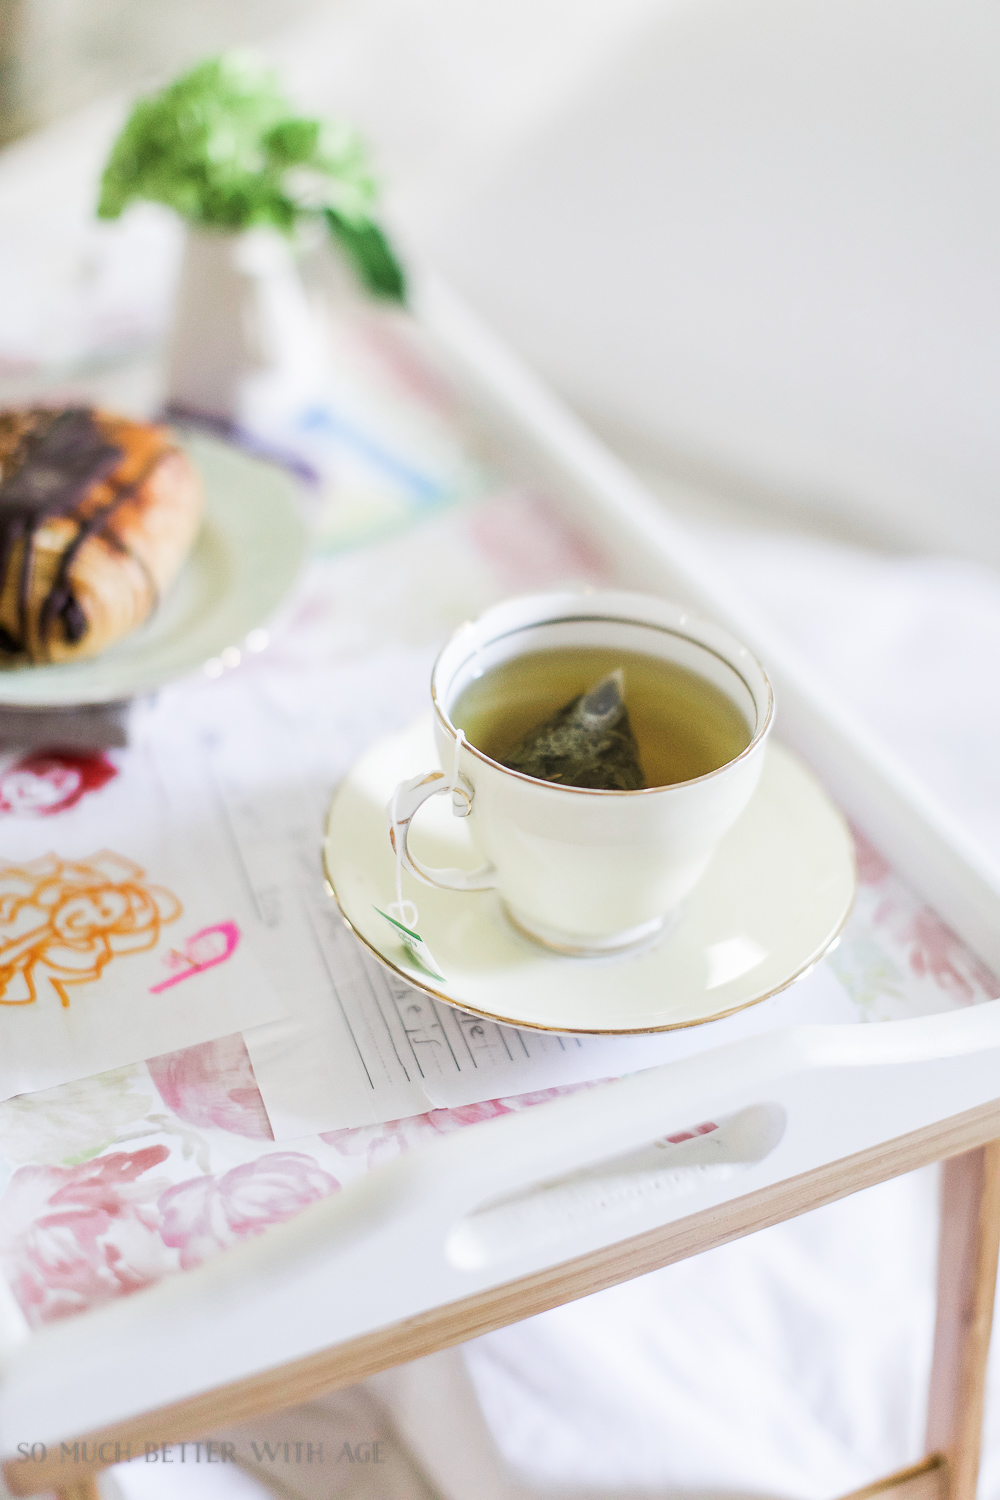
(387, 771, 498, 892)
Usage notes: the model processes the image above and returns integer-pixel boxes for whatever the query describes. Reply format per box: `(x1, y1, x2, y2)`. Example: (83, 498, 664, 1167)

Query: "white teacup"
(389, 590, 773, 956)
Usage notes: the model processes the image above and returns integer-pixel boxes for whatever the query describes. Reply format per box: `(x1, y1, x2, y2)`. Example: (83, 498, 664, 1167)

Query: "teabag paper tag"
(375, 907, 446, 982)
(501, 670, 646, 790)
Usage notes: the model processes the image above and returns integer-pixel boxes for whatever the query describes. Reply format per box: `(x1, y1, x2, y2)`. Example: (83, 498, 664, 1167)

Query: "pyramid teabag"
(501, 670, 646, 790)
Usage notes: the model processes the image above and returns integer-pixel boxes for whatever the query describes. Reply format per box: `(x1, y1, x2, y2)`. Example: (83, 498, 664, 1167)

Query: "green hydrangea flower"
(98, 54, 405, 301)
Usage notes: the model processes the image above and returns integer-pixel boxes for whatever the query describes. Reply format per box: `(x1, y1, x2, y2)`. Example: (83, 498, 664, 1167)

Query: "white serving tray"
(3, 277, 1000, 1462)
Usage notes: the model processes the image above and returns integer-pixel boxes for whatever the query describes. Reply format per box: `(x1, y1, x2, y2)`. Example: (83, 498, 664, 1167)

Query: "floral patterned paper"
(0, 1042, 576, 1328)
(830, 828, 999, 1019)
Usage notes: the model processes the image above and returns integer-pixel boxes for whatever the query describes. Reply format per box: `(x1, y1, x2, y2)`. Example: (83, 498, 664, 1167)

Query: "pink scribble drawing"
(150, 921, 240, 994)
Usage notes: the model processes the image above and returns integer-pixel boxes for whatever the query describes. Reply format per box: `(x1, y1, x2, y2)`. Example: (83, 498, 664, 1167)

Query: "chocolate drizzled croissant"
(0, 408, 202, 665)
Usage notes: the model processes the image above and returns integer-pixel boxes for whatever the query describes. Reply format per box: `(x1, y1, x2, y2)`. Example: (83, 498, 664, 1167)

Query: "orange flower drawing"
(0, 852, 182, 1009)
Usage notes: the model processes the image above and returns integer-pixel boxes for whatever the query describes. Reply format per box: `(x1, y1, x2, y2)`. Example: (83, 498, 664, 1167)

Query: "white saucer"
(323, 719, 856, 1034)
(0, 434, 306, 706)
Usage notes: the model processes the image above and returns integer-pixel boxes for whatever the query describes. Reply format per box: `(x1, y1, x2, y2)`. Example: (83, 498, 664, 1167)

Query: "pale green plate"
(0, 434, 307, 706)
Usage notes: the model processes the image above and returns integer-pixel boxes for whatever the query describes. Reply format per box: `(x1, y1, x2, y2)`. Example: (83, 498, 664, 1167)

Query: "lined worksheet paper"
(148, 646, 856, 1139)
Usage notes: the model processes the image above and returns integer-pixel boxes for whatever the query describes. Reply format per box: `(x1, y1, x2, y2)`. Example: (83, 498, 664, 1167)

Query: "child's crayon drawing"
(0, 750, 117, 816)
(0, 851, 181, 1009)
(150, 921, 240, 993)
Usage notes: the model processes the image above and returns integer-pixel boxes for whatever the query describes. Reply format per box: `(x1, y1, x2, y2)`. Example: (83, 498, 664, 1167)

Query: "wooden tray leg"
(926, 1139, 1000, 1500)
(53, 1478, 100, 1500)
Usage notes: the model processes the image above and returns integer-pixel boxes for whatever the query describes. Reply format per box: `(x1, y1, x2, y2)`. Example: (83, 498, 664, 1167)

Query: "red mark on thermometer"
(150, 921, 240, 994)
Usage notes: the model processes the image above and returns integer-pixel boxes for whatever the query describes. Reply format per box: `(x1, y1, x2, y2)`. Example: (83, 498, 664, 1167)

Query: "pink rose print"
(0, 1147, 340, 1322)
(851, 827, 892, 888)
(0, 1147, 175, 1326)
(322, 1086, 590, 1170)
(874, 899, 1000, 1004)
(0, 750, 116, 817)
(466, 491, 612, 593)
(846, 822, 999, 1006)
(158, 1153, 339, 1271)
(147, 1034, 273, 1141)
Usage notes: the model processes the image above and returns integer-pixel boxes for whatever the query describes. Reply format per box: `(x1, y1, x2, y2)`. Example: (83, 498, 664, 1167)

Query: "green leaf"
(264, 117, 322, 167)
(325, 208, 407, 302)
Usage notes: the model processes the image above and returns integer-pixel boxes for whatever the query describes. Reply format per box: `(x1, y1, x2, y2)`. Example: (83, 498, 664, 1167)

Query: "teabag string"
(387, 727, 467, 932)
(501, 670, 645, 791)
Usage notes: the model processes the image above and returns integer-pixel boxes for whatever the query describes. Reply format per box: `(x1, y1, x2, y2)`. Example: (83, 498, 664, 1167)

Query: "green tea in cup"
(450, 645, 751, 791)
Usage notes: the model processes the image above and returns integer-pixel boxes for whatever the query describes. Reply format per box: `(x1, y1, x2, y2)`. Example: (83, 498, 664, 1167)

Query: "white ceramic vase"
(164, 227, 332, 433)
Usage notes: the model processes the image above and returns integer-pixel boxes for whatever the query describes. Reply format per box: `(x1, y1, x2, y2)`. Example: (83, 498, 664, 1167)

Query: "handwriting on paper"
(149, 921, 241, 994)
(0, 851, 182, 1008)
